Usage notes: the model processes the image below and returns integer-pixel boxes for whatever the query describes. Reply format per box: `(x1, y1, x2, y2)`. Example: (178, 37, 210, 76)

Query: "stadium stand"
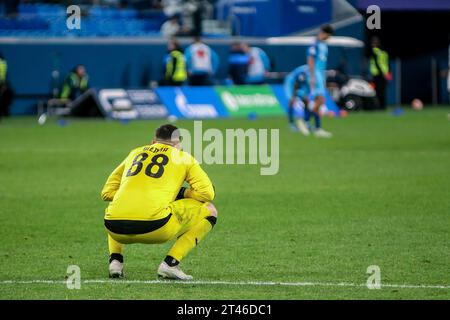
(0, 3, 167, 37)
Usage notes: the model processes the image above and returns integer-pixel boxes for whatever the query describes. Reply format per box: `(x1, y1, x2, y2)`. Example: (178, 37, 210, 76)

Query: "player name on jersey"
(143, 145, 169, 153)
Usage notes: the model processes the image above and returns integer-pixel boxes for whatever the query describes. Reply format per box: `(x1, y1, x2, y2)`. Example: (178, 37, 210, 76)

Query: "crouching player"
(101, 124, 217, 280)
(285, 64, 311, 134)
(285, 64, 333, 138)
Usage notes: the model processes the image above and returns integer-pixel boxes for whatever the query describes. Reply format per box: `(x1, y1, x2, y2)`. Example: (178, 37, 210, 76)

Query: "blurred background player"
(60, 65, 89, 101)
(185, 36, 219, 86)
(369, 36, 391, 109)
(162, 39, 187, 86)
(300, 24, 334, 138)
(102, 124, 217, 280)
(244, 43, 270, 85)
(284, 64, 310, 133)
(228, 42, 250, 85)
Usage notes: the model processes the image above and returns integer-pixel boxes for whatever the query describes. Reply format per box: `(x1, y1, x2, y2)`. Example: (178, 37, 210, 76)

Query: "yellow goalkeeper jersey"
(101, 143, 214, 221)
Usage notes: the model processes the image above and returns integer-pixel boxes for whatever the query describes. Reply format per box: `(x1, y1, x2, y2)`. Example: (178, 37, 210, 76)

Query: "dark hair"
(169, 39, 182, 52)
(371, 36, 381, 47)
(155, 124, 179, 141)
(321, 24, 334, 35)
(73, 64, 85, 72)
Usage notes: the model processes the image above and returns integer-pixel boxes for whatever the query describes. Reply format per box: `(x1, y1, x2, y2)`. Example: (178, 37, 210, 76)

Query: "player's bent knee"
(206, 203, 218, 217)
(205, 203, 218, 227)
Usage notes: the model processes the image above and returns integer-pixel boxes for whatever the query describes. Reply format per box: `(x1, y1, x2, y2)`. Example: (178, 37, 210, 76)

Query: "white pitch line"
(1, 279, 450, 290)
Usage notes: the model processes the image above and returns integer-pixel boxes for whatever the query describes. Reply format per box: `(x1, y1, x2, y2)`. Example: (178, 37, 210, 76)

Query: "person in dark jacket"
(228, 42, 250, 85)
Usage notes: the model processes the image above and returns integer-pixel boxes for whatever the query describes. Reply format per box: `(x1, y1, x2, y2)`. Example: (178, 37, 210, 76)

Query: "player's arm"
(307, 45, 316, 89)
(101, 159, 126, 201)
(180, 160, 215, 203)
(307, 55, 316, 89)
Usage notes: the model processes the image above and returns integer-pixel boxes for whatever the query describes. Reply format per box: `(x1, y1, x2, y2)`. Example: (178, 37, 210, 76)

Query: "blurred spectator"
(60, 65, 89, 101)
(150, 0, 164, 10)
(228, 42, 250, 85)
(160, 14, 191, 37)
(160, 1, 207, 37)
(243, 44, 270, 85)
(4, 0, 20, 18)
(162, 39, 187, 86)
(162, 0, 183, 17)
(0, 53, 13, 119)
(369, 37, 391, 109)
(191, 0, 205, 37)
(185, 37, 218, 86)
(161, 15, 182, 37)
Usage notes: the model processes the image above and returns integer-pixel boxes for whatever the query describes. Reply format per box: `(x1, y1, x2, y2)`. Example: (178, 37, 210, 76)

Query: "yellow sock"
(108, 233, 124, 255)
(168, 218, 214, 262)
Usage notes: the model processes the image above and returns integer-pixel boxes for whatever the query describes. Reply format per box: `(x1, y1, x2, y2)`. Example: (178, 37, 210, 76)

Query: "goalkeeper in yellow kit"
(101, 124, 217, 280)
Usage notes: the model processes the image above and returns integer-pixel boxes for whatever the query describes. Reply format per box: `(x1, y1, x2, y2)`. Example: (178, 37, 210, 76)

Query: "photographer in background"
(60, 65, 89, 101)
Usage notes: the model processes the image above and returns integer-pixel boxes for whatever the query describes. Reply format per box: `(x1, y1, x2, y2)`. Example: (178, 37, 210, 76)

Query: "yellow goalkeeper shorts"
(105, 198, 211, 245)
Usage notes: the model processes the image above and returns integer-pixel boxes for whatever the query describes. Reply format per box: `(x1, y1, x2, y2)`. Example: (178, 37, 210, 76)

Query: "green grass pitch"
(0, 107, 449, 299)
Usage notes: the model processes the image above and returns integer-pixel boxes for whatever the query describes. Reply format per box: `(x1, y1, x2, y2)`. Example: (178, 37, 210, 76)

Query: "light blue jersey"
(307, 40, 328, 97)
(185, 42, 219, 75)
(284, 65, 310, 100)
(246, 47, 270, 84)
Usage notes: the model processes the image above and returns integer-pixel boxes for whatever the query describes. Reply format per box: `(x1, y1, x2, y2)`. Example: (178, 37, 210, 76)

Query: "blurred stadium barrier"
(42, 85, 340, 121)
(0, 36, 363, 115)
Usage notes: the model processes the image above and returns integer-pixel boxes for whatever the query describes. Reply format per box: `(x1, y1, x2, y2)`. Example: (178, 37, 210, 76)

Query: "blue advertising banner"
(97, 89, 168, 120)
(217, 0, 331, 37)
(156, 87, 228, 119)
(280, 0, 331, 36)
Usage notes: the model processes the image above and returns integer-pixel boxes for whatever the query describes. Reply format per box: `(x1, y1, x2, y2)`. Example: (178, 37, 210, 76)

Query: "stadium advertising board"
(156, 87, 228, 119)
(215, 85, 285, 117)
(97, 89, 168, 120)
